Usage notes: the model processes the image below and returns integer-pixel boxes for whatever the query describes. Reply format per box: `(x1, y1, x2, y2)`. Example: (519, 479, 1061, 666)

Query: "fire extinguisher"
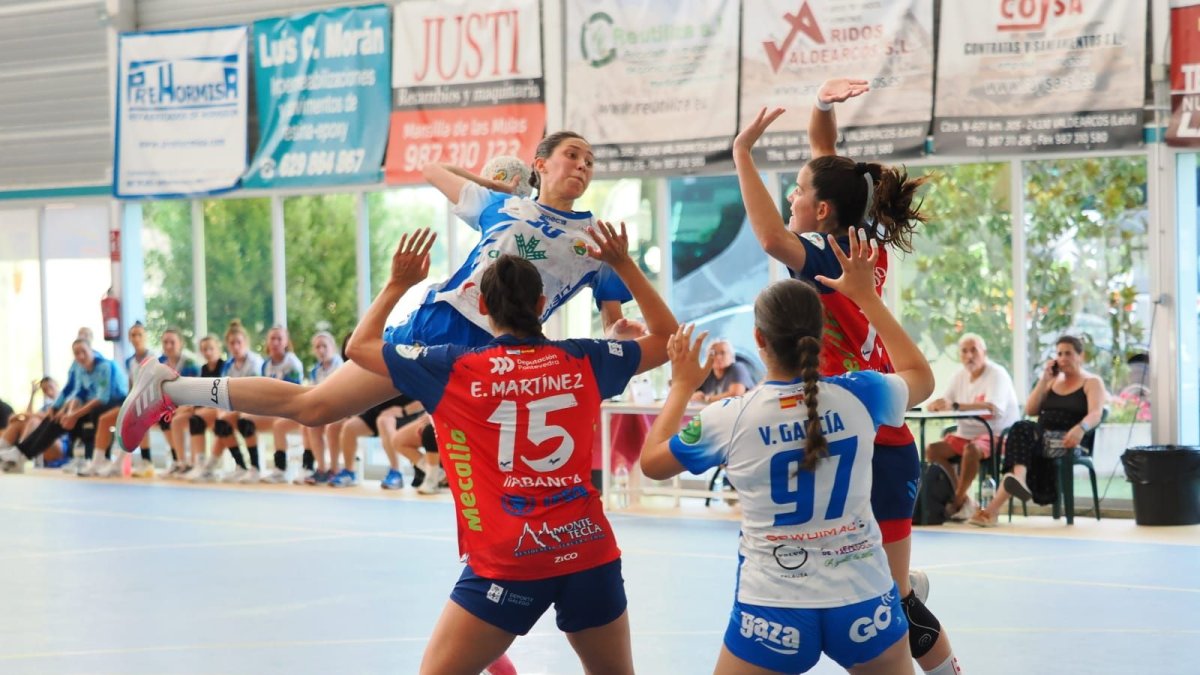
(101, 289, 121, 342)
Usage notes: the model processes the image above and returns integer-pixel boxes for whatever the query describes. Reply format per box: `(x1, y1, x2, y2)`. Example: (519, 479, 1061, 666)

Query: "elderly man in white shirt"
(925, 333, 1020, 521)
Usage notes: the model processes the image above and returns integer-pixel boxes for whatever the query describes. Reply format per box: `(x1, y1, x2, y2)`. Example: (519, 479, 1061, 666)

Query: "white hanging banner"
(563, 0, 740, 175)
(114, 26, 249, 198)
(934, 0, 1145, 154)
(740, 0, 934, 164)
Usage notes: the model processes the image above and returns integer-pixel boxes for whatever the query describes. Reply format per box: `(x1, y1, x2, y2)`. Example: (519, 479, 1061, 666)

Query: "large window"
(42, 204, 112, 381)
(0, 209, 43, 404)
(899, 163, 1014, 390)
(368, 188, 450, 328)
(1023, 157, 1150, 397)
(203, 198, 272, 348)
(284, 194, 358, 349)
(669, 174, 763, 375)
(142, 200, 194, 343)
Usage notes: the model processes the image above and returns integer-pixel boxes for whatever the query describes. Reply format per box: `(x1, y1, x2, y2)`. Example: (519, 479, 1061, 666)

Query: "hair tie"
(861, 171, 875, 224)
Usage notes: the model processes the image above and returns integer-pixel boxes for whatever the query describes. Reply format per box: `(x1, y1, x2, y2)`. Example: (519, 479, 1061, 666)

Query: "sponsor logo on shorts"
(513, 517, 605, 557)
(739, 611, 800, 655)
(394, 344, 427, 360)
(485, 582, 533, 607)
(849, 592, 895, 643)
(486, 583, 504, 603)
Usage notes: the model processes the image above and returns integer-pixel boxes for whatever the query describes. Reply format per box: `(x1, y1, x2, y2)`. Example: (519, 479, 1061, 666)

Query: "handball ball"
(482, 155, 533, 198)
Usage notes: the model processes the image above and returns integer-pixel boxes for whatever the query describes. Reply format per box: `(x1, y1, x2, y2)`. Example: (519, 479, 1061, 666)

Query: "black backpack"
(912, 463, 956, 526)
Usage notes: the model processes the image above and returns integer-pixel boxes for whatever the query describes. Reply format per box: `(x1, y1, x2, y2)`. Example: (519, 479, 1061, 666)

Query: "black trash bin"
(1121, 446, 1200, 526)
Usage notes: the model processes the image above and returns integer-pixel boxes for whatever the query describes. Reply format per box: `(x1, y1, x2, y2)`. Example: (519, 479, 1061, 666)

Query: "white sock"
(0, 439, 13, 451)
(925, 654, 961, 675)
(164, 377, 232, 410)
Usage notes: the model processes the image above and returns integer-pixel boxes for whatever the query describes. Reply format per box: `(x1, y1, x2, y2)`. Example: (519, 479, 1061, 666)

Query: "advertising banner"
(740, 0, 934, 165)
(385, 0, 544, 185)
(114, 26, 248, 198)
(1167, 1, 1200, 147)
(244, 5, 392, 188)
(563, 0, 740, 174)
(934, 0, 1145, 154)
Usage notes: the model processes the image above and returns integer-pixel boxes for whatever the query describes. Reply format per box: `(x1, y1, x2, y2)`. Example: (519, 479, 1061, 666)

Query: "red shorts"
(945, 433, 993, 459)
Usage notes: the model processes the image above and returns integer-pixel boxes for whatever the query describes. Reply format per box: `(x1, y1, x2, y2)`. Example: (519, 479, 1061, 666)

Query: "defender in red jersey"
(733, 79, 962, 675)
(346, 223, 675, 675)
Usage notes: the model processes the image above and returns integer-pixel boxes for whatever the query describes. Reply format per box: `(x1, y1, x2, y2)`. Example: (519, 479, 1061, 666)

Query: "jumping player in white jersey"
(642, 229, 934, 674)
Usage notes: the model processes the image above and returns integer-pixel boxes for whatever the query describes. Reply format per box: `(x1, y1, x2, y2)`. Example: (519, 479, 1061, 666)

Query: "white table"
(599, 399, 713, 510)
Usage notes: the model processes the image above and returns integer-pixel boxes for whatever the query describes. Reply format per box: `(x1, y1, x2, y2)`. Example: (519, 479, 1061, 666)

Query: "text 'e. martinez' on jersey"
(381, 334, 642, 581)
(668, 372, 908, 609)
(790, 232, 912, 446)
(424, 183, 632, 334)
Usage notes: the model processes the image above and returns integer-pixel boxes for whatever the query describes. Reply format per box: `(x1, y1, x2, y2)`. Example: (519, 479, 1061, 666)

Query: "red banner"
(384, 0, 545, 184)
(1167, 1, 1200, 147)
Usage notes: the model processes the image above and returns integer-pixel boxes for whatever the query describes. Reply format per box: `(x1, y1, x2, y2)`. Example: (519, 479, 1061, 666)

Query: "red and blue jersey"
(382, 334, 641, 580)
(790, 232, 912, 445)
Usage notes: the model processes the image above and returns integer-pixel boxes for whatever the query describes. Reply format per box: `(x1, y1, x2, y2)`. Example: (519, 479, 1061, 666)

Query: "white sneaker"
(97, 459, 124, 478)
(417, 464, 445, 495)
(947, 496, 978, 522)
(131, 460, 155, 479)
(117, 362, 179, 452)
(76, 460, 103, 477)
(188, 465, 217, 483)
(260, 468, 286, 484)
(909, 569, 930, 604)
(0, 447, 26, 473)
(221, 467, 248, 483)
(60, 458, 81, 474)
(291, 469, 313, 485)
(237, 467, 261, 484)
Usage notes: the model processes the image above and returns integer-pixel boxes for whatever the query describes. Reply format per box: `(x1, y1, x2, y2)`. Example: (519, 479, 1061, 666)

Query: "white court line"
(935, 569, 1200, 595)
(0, 503, 455, 543)
(0, 533, 365, 561)
(0, 629, 727, 662)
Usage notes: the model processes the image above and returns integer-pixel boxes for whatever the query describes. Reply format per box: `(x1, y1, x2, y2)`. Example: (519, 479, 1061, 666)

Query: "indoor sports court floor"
(0, 475, 1196, 674)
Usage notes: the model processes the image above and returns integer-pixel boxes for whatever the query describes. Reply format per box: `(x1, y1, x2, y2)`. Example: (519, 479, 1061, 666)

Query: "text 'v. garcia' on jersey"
(424, 183, 632, 334)
(381, 334, 642, 581)
(668, 372, 909, 608)
(789, 231, 912, 446)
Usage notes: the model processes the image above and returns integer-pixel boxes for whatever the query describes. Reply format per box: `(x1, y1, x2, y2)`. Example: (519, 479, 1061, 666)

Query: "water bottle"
(613, 464, 630, 508)
(981, 476, 996, 508)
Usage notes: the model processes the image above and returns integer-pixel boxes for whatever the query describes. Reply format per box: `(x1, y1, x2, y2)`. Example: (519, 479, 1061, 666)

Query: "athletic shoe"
(304, 469, 331, 485)
(260, 468, 287, 484)
(236, 467, 261, 484)
(909, 569, 930, 604)
(188, 465, 217, 483)
(328, 469, 357, 488)
(381, 468, 404, 490)
(291, 469, 313, 485)
(117, 362, 178, 452)
(968, 511, 998, 528)
(60, 458, 81, 474)
(0, 447, 26, 473)
(97, 459, 124, 478)
(947, 495, 978, 522)
(1002, 473, 1032, 502)
(483, 653, 518, 675)
(410, 465, 427, 489)
(221, 467, 247, 483)
(418, 464, 445, 495)
(131, 461, 155, 479)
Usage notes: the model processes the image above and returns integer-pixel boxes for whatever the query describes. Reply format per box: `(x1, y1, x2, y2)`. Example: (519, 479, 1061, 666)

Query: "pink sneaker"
(117, 362, 178, 452)
(483, 653, 517, 675)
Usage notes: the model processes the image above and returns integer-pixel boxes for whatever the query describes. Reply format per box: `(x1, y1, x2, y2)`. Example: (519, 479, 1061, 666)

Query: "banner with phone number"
(243, 5, 391, 188)
(384, 0, 545, 185)
(1167, 1, 1200, 147)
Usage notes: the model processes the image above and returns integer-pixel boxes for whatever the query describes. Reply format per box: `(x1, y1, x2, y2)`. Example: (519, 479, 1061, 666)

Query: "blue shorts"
(383, 301, 492, 348)
(449, 558, 627, 636)
(870, 441, 920, 523)
(724, 586, 907, 673)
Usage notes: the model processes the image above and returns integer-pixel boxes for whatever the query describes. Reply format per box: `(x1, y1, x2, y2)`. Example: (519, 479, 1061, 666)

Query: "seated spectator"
(0, 378, 60, 463)
(690, 339, 755, 403)
(0, 397, 12, 431)
(924, 333, 1020, 520)
(969, 335, 1108, 527)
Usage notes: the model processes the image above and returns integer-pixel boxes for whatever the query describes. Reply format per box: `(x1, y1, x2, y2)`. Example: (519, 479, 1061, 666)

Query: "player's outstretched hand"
(667, 324, 713, 394)
(817, 78, 870, 106)
(389, 227, 436, 290)
(813, 226, 878, 304)
(586, 220, 633, 268)
(734, 107, 785, 154)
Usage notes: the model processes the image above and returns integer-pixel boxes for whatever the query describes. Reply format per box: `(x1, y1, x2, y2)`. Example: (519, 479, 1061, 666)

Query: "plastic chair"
(1004, 409, 1106, 524)
(940, 424, 1004, 503)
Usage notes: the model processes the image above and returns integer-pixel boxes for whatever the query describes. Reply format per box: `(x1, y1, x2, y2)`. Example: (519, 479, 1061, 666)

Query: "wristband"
(814, 96, 833, 112)
(1079, 421, 1092, 433)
